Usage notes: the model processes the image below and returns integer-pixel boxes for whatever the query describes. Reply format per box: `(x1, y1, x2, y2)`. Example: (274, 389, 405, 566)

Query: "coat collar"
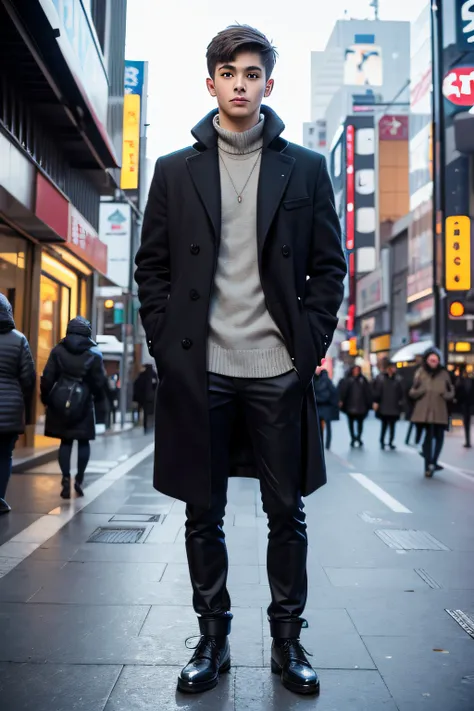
(191, 104, 287, 151)
(187, 105, 294, 256)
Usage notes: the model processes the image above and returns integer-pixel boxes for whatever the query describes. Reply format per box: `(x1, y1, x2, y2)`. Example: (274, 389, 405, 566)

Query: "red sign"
(346, 125, 355, 251)
(68, 205, 108, 275)
(379, 115, 409, 140)
(35, 173, 69, 241)
(443, 67, 474, 105)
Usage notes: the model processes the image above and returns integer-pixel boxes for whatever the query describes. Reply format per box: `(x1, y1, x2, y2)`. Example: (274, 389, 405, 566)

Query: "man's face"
(427, 353, 440, 369)
(206, 51, 273, 129)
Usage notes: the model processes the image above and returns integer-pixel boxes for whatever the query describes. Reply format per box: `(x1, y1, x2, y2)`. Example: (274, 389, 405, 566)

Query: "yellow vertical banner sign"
(445, 215, 471, 291)
(120, 94, 140, 189)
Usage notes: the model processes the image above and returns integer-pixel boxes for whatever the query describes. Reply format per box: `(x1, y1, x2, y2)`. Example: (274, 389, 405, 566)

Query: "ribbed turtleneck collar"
(213, 114, 264, 155)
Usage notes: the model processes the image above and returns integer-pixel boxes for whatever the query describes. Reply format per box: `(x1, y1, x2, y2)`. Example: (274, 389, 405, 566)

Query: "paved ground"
(0, 416, 473, 710)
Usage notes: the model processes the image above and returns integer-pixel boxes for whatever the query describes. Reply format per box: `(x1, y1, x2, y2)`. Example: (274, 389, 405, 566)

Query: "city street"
(0, 418, 473, 710)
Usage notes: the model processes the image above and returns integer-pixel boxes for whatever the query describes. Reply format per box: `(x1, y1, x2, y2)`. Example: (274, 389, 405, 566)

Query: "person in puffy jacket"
(338, 365, 372, 447)
(409, 347, 454, 477)
(40, 317, 107, 499)
(313, 366, 339, 449)
(372, 360, 404, 449)
(0, 294, 36, 514)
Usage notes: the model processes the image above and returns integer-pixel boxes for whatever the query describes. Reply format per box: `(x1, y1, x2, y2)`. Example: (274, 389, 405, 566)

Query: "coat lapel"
(257, 149, 295, 258)
(186, 148, 221, 241)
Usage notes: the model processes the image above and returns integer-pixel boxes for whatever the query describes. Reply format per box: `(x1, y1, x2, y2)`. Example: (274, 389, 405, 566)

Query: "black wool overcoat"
(135, 106, 347, 508)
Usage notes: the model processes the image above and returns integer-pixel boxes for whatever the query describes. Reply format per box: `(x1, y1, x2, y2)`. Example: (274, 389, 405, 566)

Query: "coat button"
(282, 245, 291, 258)
(181, 338, 193, 350)
(189, 289, 200, 301)
(190, 244, 200, 255)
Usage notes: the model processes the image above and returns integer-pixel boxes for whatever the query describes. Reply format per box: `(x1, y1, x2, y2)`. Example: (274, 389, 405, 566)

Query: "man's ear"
(264, 79, 274, 98)
(206, 77, 217, 97)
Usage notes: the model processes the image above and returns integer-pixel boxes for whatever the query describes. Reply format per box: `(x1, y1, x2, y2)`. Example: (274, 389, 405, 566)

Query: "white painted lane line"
(0, 443, 155, 578)
(350, 473, 412, 513)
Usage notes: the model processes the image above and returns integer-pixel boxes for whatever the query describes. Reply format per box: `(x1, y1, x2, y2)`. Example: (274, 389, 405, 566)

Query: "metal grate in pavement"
(87, 527, 146, 544)
(446, 610, 474, 640)
(110, 514, 165, 523)
(375, 529, 449, 551)
(415, 568, 442, 589)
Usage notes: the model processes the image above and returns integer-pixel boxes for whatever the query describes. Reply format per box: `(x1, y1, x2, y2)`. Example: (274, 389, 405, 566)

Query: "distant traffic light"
(445, 216, 471, 291)
(449, 301, 465, 318)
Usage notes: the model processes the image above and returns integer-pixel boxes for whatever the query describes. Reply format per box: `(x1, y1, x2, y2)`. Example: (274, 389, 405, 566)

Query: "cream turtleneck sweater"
(207, 115, 293, 378)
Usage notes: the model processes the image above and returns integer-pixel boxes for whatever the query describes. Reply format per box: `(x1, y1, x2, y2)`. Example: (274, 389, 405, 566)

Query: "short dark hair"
(206, 25, 277, 79)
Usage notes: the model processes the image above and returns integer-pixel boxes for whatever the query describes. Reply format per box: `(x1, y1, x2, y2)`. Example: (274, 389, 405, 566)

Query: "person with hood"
(40, 317, 107, 499)
(313, 366, 338, 449)
(409, 347, 454, 477)
(133, 364, 158, 434)
(338, 365, 372, 447)
(372, 359, 404, 449)
(0, 294, 36, 514)
(455, 367, 474, 448)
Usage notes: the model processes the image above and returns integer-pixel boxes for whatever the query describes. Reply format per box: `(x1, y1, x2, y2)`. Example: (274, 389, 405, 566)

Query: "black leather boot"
(270, 620, 319, 695)
(74, 474, 84, 497)
(177, 614, 232, 694)
(0, 498, 11, 514)
(60, 476, 71, 499)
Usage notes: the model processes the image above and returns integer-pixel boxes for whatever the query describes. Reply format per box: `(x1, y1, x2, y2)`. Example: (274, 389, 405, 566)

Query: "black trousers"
(0, 435, 17, 500)
(421, 424, 445, 467)
(320, 419, 332, 449)
(58, 439, 91, 483)
(185, 370, 307, 637)
(347, 415, 364, 442)
(463, 413, 471, 446)
(380, 416, 397, 445)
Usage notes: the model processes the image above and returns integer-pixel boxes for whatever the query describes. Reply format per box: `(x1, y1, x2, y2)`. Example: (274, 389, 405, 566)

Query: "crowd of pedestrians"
(315, 344, 472, 478)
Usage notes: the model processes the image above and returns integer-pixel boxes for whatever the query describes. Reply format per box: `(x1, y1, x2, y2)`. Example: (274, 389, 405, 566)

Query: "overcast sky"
(125, 0, 426, 158)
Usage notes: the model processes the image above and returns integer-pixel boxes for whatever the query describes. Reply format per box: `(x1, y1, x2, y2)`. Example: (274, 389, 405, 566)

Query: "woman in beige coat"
(409, 348, 454, 477)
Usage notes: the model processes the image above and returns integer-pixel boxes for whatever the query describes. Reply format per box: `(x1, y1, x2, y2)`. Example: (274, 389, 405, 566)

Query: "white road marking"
(350, 473, 412, 513)
(0, 443, 155, 578)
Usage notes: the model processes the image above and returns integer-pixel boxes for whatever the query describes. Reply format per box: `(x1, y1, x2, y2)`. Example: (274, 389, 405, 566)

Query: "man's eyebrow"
(217, 64, 263, 72)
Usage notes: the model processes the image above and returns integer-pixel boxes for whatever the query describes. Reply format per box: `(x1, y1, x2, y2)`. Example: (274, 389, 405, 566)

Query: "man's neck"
(217, 108, 261, 133)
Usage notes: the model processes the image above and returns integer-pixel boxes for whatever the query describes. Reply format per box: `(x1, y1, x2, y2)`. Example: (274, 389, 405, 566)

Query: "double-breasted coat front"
(135, 106, 346, 508)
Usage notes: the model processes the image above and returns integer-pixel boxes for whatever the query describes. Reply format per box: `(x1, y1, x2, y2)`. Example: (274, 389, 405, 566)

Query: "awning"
(391, 340, 434, 363)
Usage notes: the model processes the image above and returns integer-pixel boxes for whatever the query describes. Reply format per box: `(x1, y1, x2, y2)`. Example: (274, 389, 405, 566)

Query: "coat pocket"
(283, 196, 312, 211)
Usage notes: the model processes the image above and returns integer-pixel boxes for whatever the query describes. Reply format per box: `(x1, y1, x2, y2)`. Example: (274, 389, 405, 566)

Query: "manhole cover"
(415, 568, 442, 589)
(87, 527, 146, 544)
(446, 610, 474, 640)
(375, 529, 449, 551)
(110, 514, 165, 523)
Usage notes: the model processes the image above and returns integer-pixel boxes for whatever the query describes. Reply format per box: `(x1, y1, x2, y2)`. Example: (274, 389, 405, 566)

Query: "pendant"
(237, 195, 242, 203)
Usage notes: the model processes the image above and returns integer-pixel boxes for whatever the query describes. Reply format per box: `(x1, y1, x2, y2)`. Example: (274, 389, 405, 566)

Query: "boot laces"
(280, 638, 313, 666)
(185, 635, 218, 662)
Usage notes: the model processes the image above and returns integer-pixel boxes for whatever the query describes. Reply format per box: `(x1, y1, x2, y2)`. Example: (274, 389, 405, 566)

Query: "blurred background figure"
(106, 374, 120, 429)
(40, 317, 107, 499)
(404, 354, 424, 447)
(313, 365, 339, 450)
(455, 367, 474, 448)
(338, 365, 372, 447)
(133, 364, 157, 434)
(0, 294, 36, 514)
(372, 359, 404, 450)
(409, 347, 454, 478)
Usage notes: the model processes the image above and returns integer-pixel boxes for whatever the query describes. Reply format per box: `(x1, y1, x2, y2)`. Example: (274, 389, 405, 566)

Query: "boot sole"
(271, 658, 320, 695)
(177, 658, 231, 694)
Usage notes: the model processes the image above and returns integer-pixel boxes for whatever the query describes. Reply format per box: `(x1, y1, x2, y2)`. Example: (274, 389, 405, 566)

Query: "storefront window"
(0, 234, 27, 331)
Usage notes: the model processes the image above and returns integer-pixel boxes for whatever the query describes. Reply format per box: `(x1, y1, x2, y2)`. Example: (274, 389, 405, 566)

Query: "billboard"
(99, 202, 132, 288)
(344, 43, 382, 87)
(120, 60, 145, 190)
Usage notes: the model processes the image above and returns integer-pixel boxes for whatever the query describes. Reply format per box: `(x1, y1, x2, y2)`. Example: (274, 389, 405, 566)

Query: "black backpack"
(48, 354, 94, 425)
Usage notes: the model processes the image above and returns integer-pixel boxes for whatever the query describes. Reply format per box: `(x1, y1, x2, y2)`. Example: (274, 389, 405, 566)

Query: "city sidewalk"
(0, 419, 473, 710)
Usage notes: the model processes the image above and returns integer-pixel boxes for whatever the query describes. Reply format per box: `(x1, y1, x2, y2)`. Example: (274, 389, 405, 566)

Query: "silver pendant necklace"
(219, 149, 262, 203)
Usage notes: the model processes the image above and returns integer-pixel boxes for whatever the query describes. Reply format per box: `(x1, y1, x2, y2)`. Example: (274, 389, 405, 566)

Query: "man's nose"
(234, 77, 246, 92)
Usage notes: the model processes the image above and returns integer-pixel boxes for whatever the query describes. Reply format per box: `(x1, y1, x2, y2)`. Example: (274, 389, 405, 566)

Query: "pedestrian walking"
(338, 365, 372, 447)
(409, 347, 454, 477)
(313, 366, 339, 450)
(40, 317, 107, 499)
(405, 355, 424, 446)
(135, 25, 346, 697)
(372, 360, 404, 449)
(0, 294, 36, 514)
(455, 367, 474, 448)
(133, 364, 157, 434)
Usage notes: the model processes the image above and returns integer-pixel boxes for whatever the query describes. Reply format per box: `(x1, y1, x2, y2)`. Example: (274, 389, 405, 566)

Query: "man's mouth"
(231, 97, 249, 103)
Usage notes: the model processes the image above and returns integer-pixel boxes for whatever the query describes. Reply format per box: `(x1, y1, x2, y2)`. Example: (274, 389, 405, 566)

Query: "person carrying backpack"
(0, 294, 36, 514)
(40, 317, 107, 499)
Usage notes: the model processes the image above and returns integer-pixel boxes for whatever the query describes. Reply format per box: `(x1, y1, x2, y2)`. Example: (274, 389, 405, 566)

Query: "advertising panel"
(344, 44, 383, 86)
(120, 61, 145, 191)
(68, 205, 107, 275)
(99, 202, 132, 289)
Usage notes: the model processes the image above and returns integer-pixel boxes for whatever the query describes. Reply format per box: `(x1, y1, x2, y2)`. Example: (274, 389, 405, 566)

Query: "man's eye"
(248, 74, 259, 79)
(221, 72, 233, 78)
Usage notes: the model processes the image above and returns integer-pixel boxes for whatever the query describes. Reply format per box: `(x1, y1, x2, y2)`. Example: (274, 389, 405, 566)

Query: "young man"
(135, 25, 346, 696)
